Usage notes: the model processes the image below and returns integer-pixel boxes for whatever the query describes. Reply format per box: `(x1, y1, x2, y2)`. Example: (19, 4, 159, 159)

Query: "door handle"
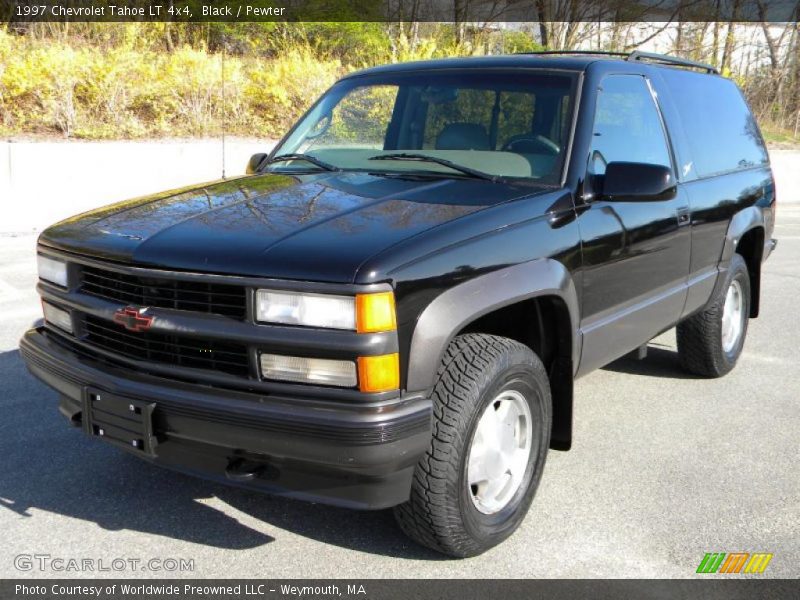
(677, 207, 691, 227)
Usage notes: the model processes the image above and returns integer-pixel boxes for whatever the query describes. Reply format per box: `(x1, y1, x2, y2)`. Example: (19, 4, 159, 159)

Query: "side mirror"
(246, 153, 268, 175)
(600, 162, 676, 202)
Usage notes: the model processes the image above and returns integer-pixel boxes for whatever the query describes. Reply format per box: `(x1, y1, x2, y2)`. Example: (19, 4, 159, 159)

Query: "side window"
(589, 75, 672, 176)
(659, 70, 768, 177)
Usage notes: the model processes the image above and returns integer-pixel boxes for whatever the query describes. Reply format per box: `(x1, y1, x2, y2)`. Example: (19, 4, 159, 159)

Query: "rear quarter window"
(661, 70, 768, 178)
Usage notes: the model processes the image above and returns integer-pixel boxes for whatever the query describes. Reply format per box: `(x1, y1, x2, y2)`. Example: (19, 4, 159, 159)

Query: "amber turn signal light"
(355, 292, 396, 333)
(358, 353, 400, 393)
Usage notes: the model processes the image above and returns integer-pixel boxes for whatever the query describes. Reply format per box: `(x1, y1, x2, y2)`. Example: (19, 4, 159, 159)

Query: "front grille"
(83, 315, 250, 377)
(81, 266, 247, 319)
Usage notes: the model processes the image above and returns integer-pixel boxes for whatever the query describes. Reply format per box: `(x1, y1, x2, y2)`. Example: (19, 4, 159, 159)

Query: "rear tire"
(677, 253, 750, 377)
(393, 333, 551, 557)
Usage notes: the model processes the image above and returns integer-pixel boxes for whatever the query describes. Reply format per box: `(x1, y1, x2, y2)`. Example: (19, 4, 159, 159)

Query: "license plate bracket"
(82, 388, 157, 457)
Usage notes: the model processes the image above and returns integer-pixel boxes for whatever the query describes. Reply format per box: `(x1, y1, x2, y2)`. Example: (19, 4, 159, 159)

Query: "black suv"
(22, 52, 777, 557)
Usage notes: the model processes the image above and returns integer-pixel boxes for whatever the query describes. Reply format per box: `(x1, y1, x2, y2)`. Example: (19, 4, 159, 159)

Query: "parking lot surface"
(1, 208, 798, 579)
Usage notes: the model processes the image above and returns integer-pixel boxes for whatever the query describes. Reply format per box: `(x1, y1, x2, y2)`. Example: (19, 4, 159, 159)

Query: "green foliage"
(497, 30, 543, 54)
(243, 47, 342, 135)
(299, 23, 392, 64)
(1, 21, 791, 144)
(0, 28, 347, 139)
(0, 23, 532, 141)
(761, 124, 800, 146)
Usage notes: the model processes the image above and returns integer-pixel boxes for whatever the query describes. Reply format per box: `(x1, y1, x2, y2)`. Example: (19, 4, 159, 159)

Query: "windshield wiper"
(264, 153, 341, 172)
(368, 153, 497, 181)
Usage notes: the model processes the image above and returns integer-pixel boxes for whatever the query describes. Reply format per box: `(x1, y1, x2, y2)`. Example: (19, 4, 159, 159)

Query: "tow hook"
(225, 457, 268, 482)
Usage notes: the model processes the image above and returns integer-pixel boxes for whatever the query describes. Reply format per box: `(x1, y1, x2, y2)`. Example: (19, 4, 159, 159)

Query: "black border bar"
(2, 579, 799, 600)
(5, 0, 800, 23)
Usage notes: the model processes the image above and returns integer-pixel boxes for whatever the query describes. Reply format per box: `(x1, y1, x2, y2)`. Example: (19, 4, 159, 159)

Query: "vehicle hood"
(40, 172, 546, 282)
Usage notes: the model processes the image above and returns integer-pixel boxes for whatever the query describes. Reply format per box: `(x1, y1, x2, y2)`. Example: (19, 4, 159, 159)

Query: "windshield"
(268, 70, 577, 183)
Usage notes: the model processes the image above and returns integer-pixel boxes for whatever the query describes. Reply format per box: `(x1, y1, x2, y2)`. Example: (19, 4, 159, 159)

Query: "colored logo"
(112, 307, 154, 332)
(696, 552, 773, 574)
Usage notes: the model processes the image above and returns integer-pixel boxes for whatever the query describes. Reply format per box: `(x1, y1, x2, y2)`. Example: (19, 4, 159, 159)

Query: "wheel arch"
(721, 207, 766, 318)
(405, 259, 580, 451)
(735, 227, 764, 318)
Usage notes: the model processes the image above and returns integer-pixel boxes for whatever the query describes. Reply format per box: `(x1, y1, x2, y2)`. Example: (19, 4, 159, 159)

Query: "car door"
(576, 73, 692, 376)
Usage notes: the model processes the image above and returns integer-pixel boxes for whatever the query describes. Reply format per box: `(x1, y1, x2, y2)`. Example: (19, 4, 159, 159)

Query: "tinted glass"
(496, 91, 537, 149)
(422, 88, 495, 149)
(310, 85, 398, 150)
(589, 75, 672, 176)
(421, 89, 539, 151)
(660, 69, 768, 177)
(273, 71, 576, 182)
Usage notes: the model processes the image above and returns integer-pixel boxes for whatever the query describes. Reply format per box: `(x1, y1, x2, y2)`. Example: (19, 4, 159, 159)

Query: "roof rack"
(626, 51, 719, 74)
(519, 50, 629, 58)
(519, 50, 719, 75)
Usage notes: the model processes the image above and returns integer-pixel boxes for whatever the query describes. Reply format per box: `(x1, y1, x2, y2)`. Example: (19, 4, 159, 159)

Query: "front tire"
(677, 253, 750, 377)
(393, 334, 551, 557)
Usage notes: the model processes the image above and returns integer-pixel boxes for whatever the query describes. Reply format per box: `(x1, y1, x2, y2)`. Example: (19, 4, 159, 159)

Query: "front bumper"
(20, 327, 431, 509)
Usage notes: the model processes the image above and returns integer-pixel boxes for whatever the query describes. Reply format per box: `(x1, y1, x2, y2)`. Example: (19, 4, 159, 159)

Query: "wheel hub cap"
(721, 279, 744, 353)
(467, 390, 533, 514)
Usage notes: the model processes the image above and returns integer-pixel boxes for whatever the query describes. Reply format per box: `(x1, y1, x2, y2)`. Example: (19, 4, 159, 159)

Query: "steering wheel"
(502, 134, 560, 156)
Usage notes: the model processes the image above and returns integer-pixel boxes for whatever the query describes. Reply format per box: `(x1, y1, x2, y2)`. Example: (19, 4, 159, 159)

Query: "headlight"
(37, 255, 68, 287)
(256, 290, 355, 329)
(42, 302, 73, 334)
(256, 289, 396, 332)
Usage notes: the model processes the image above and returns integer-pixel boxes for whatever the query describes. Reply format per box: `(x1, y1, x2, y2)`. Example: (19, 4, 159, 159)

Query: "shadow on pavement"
(0, 348, 443, 560)
(602, 344, 702, 380)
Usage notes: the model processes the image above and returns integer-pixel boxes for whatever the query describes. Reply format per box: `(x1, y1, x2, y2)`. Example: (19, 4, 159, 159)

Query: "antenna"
(221, 42, 226, 179)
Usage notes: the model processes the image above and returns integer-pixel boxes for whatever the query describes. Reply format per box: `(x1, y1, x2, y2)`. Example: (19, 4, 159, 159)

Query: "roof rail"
(519, 50, 719, 75)
(626, 51, 719, 74)
(518, 50, 629, 58)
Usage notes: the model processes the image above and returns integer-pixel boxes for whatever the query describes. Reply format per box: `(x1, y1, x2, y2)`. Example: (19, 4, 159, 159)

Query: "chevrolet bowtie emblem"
(112, 307, 154, 332)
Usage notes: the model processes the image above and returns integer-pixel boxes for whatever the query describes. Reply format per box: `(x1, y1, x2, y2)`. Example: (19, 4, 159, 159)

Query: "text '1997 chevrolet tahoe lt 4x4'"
(22, 51, 777, 557)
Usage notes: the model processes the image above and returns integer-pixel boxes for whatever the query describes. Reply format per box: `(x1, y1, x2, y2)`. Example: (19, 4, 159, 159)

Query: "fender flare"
(406, 258, 581, 394)
(712, 206, 766, 316)
(720, 206, 766, 265)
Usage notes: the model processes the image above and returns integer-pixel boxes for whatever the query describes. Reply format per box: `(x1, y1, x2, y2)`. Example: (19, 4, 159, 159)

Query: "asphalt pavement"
(0, 208, 798, 579)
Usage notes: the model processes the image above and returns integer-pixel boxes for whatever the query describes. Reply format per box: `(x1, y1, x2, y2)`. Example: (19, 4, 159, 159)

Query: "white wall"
(1, 139, 275, 233)
(0, 140, 797, 234)
(769, 149, 800, 205)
